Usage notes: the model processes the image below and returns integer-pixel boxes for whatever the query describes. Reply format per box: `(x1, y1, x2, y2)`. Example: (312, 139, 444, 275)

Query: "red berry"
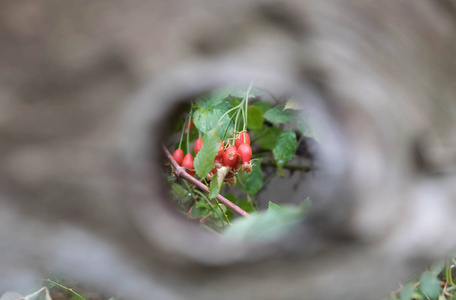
(215, 141, 224, 162)
(194, 138, 203, 155)
(237, 143, 252, 164)
(223, 145, 240, 169)
(182, 153, 195, 176)
(172, 149, 184, 166)
(185, 118, 193, 132)
(235, 132, 250, 148)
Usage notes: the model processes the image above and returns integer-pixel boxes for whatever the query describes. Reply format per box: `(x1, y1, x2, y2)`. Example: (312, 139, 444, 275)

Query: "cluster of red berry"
(172, 131, 253, 183)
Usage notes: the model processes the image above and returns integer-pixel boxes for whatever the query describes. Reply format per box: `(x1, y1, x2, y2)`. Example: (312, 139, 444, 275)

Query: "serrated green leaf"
(299, 197, 312, 212)
(195, 94, 224, 109)
(208, 166, 230, 199)
(247, 106, 264, 130)
(224, 194, 237, 203)
(273, 130, 297, 166)
(171, 183, 187, 199)
(193, 107, 233, 137)
(242, 160, 263, 196)
(297, 116, 320, 143)
(420, 272, 441, 299)
(252, 124, 281, 150)
(194, 129, 220, 178)
(209, 173, 221, 199)
(212, 84, 263, 99)
(400, 283, 415, 300)
(252, 101, 271, 113)
(430, 260, 445, 276)
(268, 201, 281, 211)
(263, 105, 296, 124)
(191, 202, 211, 218)
(284, 98, 304, 110)
(223, 205, 302, 242)
(237, 199, 256, 213)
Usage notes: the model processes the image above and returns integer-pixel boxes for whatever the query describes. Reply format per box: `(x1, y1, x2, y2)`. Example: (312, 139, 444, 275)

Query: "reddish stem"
(163, 145, 250, 217)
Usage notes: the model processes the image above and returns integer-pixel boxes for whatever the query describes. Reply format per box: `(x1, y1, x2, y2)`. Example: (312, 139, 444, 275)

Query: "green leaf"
(297, 116, 320, 142)
(284, 98, 304, 110)
(273, 130, 297, 166)
(268, 201, 281, 211)
(191, 202, 211, 218)
(299, 197, 312, 212)
(212, 84, 263, 99)
(170, 183, 187, 199)
(420, 272, 441, 299)
(194, 129, 220, 178)
(193, 107, 233, 137)
(251, 101, 271, 113)
(400, 283, 415, 300)
(252, 124, 281, 150)
(430, 260, 445, 276)
(247, 106, 264, 130)
(237, 199, 256, 213)
(209, 173, 221, 199)
(241, 160, 263, 196)
(223, 205, 303, 242)
(263, 105, 296, 124)
(224, 194, 237, 203)
(195, 94, 224, 109)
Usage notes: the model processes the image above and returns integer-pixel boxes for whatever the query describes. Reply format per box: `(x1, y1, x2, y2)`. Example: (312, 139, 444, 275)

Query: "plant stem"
(186, 106, 193, 154)
(243, 82, 253, 132)
(261, 161, 314, 172)
(43, 279, 87, 300)
(178, 114, 190, 150)
(233, 109, 242, 138)
(163, 145, 250, 217)
(214, 199, 232, 225)
(194, 189, 226, 227)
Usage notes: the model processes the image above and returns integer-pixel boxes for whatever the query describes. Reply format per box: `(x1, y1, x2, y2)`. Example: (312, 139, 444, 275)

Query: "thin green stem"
(186, 106, 193, 154)
(243, 82, 253, 133)
(214, 199, 232, 225)
(43, 279, 87, 300)
(447, 263, 456, 287)
(217, 104, 242, 128)
(194, 190, 226, 227)
(178, 114, 190, 150)
(233, 109, 242, 140)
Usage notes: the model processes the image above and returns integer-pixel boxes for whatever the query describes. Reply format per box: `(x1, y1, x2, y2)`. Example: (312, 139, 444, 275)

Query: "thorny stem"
(214, 198, 232, 225)
(163, 145, 250, 217)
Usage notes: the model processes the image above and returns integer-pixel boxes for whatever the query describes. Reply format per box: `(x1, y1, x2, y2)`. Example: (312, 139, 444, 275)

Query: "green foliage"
(238, 159, 263, 197)
(273, 130, 297, 166)
(247, 105, 264, 130)
(420, 272, 441, 299)
(166, 83, 316, 234)
(223, 202, 304, 243)
(209, 173, 222, 199)
(386, 260, 456, 300)
(399, 283, 415, 300)
(211, 84, 263, 99)
(252, 124, 281, 150)
(194, 129, 220, 178)
(193, 106, 233, 137)
(263, 105, 296, 124)
(297, 115, 320, 142)
(251, 101, 271, 113)
(191, 201, 211, 218)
